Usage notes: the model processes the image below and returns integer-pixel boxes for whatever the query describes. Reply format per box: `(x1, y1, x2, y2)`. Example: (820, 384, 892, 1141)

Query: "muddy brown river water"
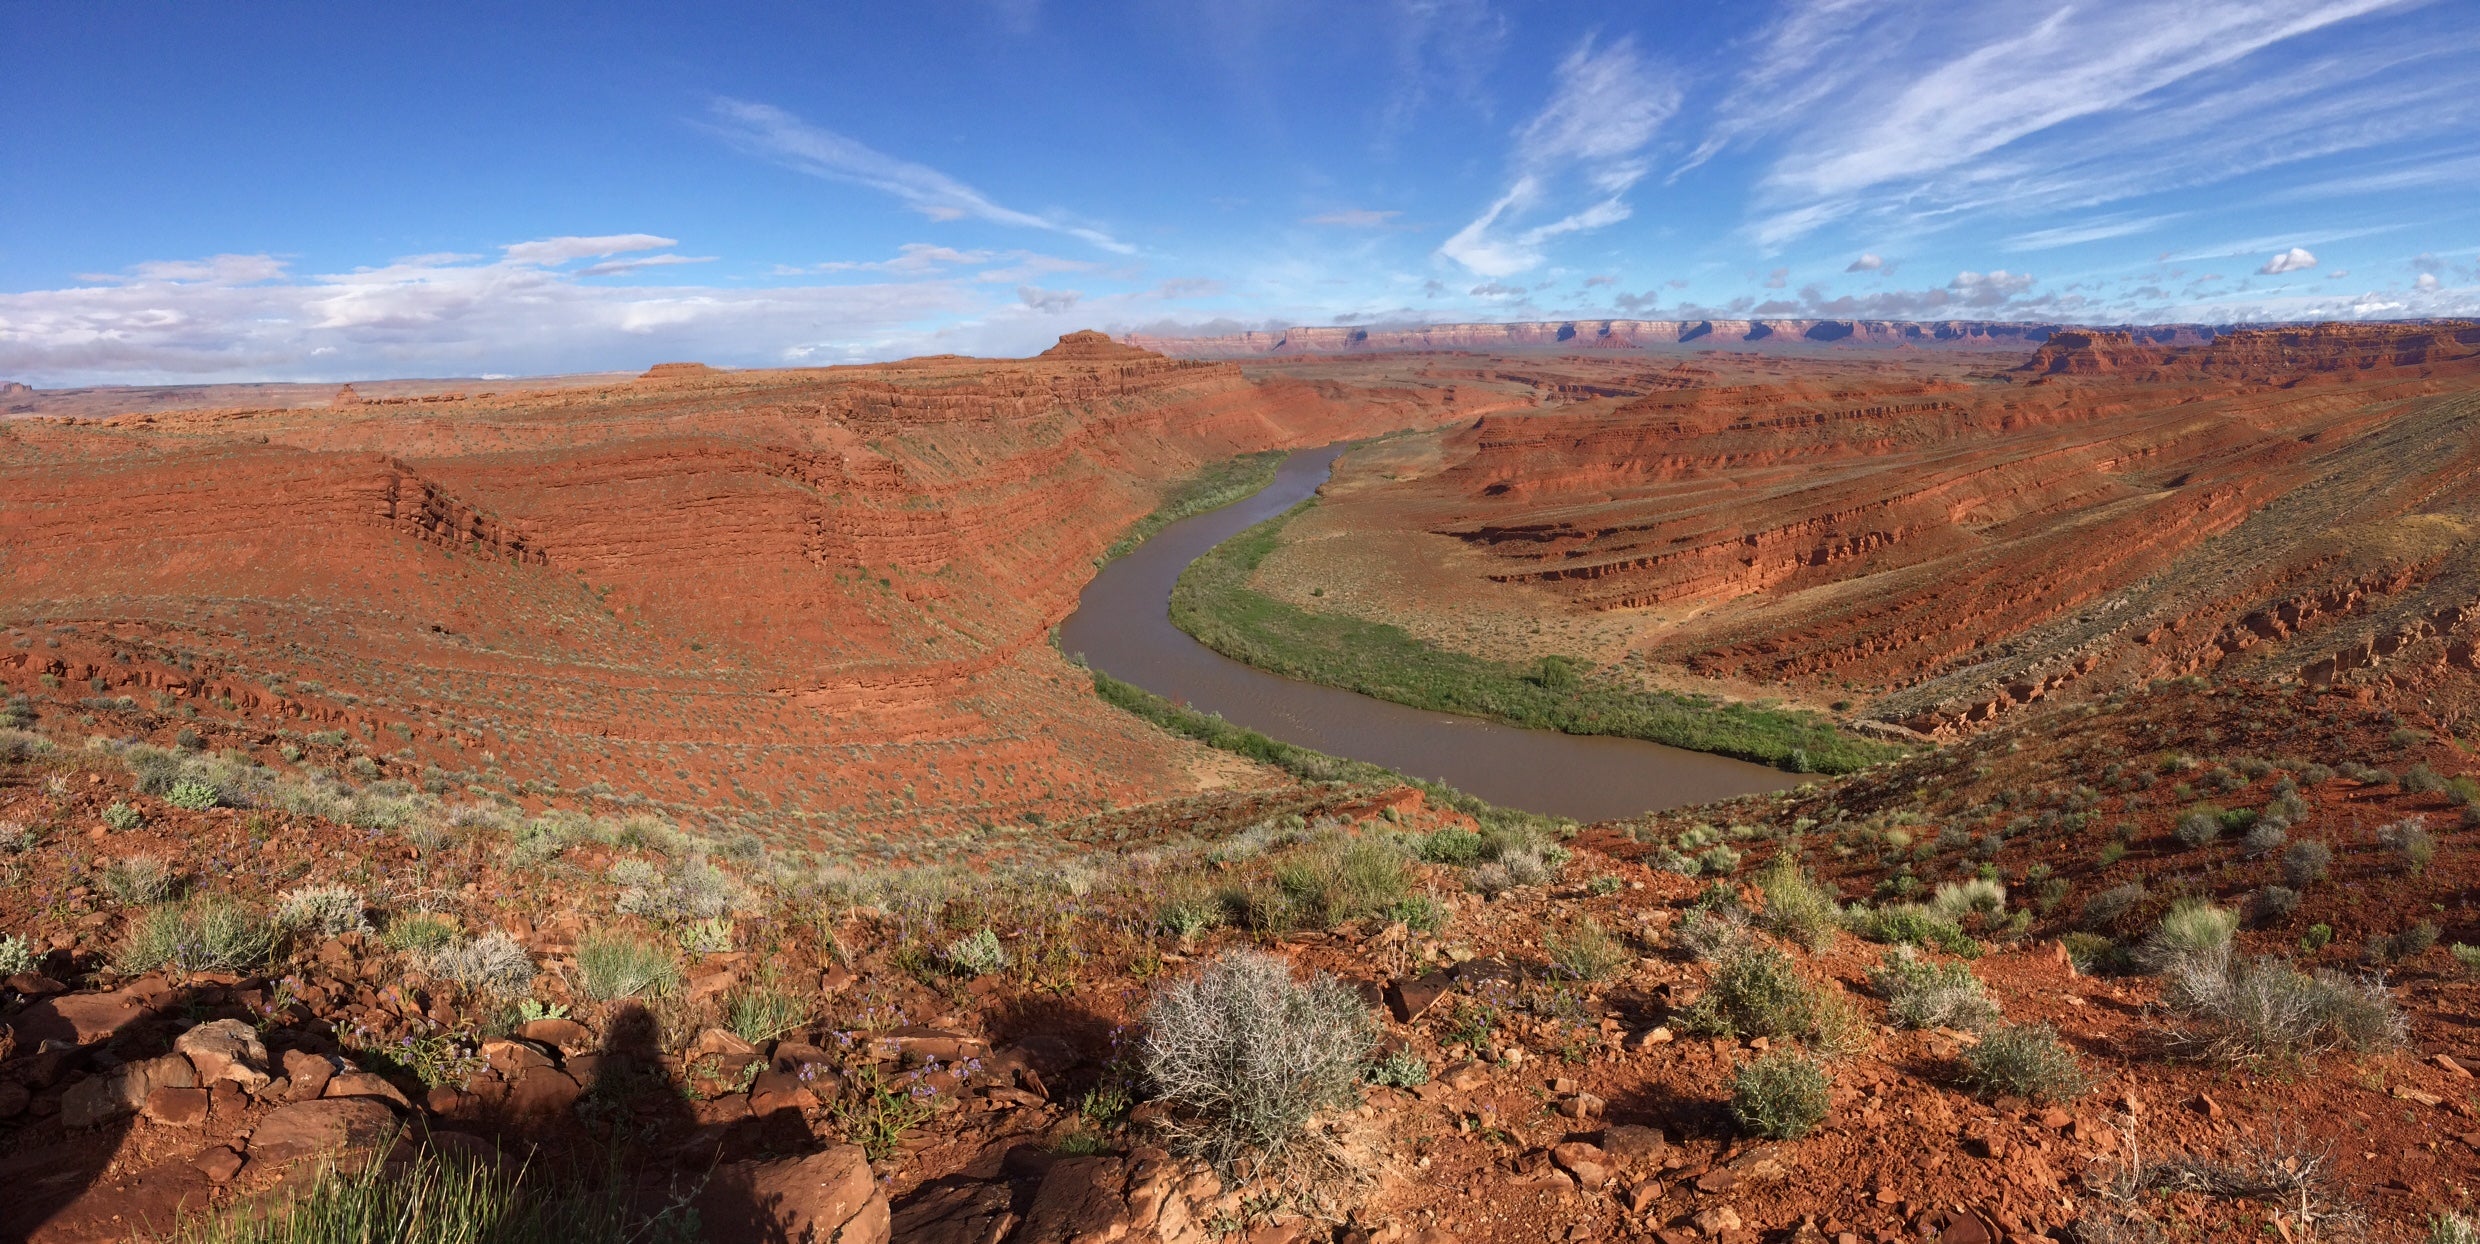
(1058, 444, 1796, 821)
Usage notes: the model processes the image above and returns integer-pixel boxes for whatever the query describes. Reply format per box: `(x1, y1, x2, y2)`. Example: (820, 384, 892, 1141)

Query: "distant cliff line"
(1123, 319, 2229, 358)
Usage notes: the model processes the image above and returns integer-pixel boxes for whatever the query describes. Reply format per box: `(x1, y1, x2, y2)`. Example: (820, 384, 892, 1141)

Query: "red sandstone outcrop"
(1125, 319, 2182, 357)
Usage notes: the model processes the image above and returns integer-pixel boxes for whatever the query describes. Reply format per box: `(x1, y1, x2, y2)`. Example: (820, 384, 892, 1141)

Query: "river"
(1057, 444, 1796, 821)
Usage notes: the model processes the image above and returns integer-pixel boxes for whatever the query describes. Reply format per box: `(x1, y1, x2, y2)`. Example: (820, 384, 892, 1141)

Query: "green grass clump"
(163, 1144, 697, 1244)
(2163, 946, 2406, 1062)
(725, 982, 808, 1045)
(1847, 903, 1980, 957)
(101, 854, 178, 905)
(1166, 501, 1904, 773)
(2142, 900, 2240, 970)
(1545, 916, 1630, 981)
(381, 913, 460, 954)
(1755, 856, 1841, 951)
(573, 930, 680, 1002)
(1102, 451, 1286, 561)
(1274, 837, 1412, 927)
(118, 896, 280, 974)
(1730, 1050, 1830, 1139)
(1959, 1022, 2089, 1102)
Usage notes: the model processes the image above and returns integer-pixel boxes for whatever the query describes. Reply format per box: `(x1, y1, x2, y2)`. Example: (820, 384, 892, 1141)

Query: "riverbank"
(1101, 449, 1287, 563)
(1168, 499, 1906, 774)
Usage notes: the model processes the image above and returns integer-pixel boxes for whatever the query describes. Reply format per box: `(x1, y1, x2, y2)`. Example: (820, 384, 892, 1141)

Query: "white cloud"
(1439, 36, 1679, 277)
(501, 234, 676, 266)
(1016, 285, 1081, 312)
(0, 240, 977, 385)
(2259, 246, 2319, 274)
(1949, 269, 2038, 304)
(705, 98, 1133, 254)
(1844, 253, 1884, 272)
(806, 243, 997, 275)
(2416, 272, 2440, 290)
(575, 254, 718, 278)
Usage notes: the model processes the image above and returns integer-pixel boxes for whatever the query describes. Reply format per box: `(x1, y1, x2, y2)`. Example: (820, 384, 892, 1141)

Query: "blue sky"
(4, 0, 2477, 384)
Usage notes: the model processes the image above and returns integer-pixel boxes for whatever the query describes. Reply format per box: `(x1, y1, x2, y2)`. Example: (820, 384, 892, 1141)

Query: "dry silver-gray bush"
(1139, 949, 1376, 1172)
(277, 884, 370, 937)
(423, 931, 538, 999)
(2281, 841, 2332, 888)
(2163, 944, 2406, 1062)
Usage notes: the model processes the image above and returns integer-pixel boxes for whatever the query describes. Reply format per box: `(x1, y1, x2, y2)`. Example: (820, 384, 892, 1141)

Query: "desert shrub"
(166, 777, 221, 811)
(1467, 848, 1551, 897)
(1649, 847, 1701, 875)
(101, 854, 179, 904)
(2142, 901, 2240, 971)
(573, 930, 679, 1002)
(423, 932, 537, 998)
(2175, 808, 2225, 849)
(1363, 1048, 1430, 1089)
(1157, 887, 1223, 941)
(2163, 945, 2406, 1062)
(0, 728, 50, 761)
(2366, 920, 2439, 964)
(2402, 763, 2446, 795)
(0, 820, 36, 853)
(1680, 944, 1851, 1047)
(725, 983, 808, 1045)
(119, 896, 280, 974)
(1929, 878, 2006, 924)
(2060, 932, 2127, 975)
(675, 917, 733, 955)
(2432, 1213, 2480, 1244)
(2299, 923, 2334, 953)
(1755, 856, 1840, 951)
(2281, 839, 2333, 887)
(1960, 1022, 2089, 1101)
(1869, 946, 2000, 1030)
(945, 928, 1010, 976)
(2080, 883, 2146, 931)
(276, 884, 369, 937)
(1675, 904, 1752, 961)
(2247, 885, 2300, 925)
(1139, 950, 1376, 1171)
(1587, 874, 1624, 897)
(1847, 904, 1980, 957)
(2452, 943, 2480, 976)
(613, 856, 745, 922)
(1415, 828, 1484, 865)
(1545, 916, 1629, 981)
(0, 932, 37, 976)
(2240, 820, 2288, 858)
(1694, 844, 1743, 876)
(1729, 1049, 1830, 1140)
(103, 801, 143, 831)
(2377, 818, 2437, 872)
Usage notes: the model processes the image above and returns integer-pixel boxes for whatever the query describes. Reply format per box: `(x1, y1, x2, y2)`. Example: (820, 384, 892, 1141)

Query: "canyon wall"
(0, 336, 1468, 847)
(1127, 319, 2227, 358)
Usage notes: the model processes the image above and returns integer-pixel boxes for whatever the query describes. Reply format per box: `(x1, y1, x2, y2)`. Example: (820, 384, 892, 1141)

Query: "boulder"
(144, 1086, 212, 1127)
(12, 985, 163, 1047)
(1601, 1124, 1669, 1163)
(1013, 1155, 1134, 1243)
(245, 1098, 401, 1171)
(324, 1070, 413, 1110)
(60, 1053, 194, 1128)
(505, 1065, 583, 1117)
(698, 1144, 888, 1244)
(481, 1038, 553, 1076)
(282, 1048, 335, 1100)
(514, 1017, 596, 1055)
(176, 1019, 272, 1090)
(1551, 1141, 1611, 1191)
(1385, 972, 1454, 1024)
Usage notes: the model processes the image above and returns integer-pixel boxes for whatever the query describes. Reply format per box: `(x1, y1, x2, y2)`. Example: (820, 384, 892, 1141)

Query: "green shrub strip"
(1168, 501, 1903, 774)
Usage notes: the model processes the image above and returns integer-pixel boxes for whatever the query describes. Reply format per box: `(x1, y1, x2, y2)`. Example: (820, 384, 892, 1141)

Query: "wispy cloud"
(1844, 253, 1884, 272)
(2259, 247, 2319, 274)
(705, 98, 1133, 254)
(1439, 35, 1680, 277)
(1712, 1, 2440, 245)
(501, 234, 678, 266)
(2003, 215, 2181, 251)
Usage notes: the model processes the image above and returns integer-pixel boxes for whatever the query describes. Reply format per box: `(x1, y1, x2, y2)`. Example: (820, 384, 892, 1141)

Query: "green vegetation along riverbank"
(1101, 450, 1287, 563)
(1168, 500, 1906, 774)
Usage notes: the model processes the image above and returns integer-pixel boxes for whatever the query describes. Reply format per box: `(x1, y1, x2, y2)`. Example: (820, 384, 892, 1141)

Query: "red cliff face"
(0, 334, 1456, 839)
(1278, 325, 2480, 736)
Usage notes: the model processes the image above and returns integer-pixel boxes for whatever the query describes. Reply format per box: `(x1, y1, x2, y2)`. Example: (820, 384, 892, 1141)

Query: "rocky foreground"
(3, 669, 2480, 1242)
